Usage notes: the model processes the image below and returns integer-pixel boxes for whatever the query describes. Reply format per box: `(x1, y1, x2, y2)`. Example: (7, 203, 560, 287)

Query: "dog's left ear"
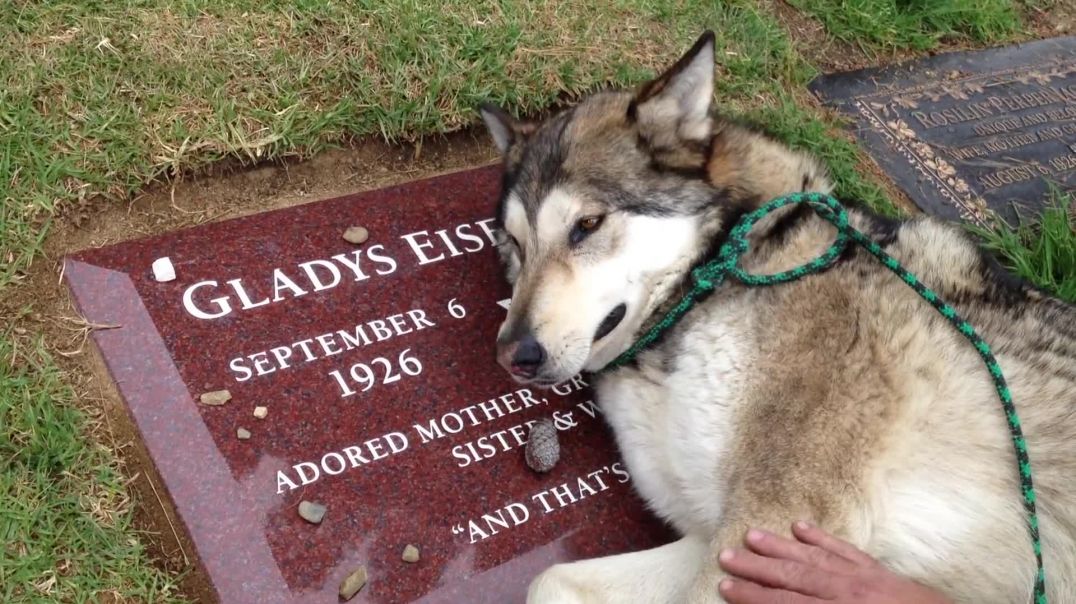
(479, 103, 534, 154)
(631, 31, 715, 144)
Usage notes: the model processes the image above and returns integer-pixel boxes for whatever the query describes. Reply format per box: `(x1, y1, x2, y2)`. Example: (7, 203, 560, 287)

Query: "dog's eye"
(570, 215, 604, 245)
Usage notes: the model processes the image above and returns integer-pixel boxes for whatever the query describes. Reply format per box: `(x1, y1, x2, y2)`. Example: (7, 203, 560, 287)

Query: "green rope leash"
(604, 192, 1046, 603)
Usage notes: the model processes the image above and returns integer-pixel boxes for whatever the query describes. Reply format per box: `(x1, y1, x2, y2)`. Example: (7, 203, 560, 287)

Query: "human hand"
(717, 521, 953, 603)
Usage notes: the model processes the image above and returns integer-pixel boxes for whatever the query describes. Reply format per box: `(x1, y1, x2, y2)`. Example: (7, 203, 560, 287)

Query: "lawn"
(1, 337, 185, 602)
(1, 0, 890, 288)
(971, 194, 1076, 302)
(0, 0, 1069, 601)
(789, 0, 1022, 50)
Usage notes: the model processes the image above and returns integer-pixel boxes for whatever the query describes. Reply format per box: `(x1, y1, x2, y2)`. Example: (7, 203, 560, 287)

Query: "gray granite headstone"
(811, 37, 1076, 224)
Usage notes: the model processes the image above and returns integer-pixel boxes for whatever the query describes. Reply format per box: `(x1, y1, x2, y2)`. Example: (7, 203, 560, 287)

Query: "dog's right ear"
(631, 31, 715, 145)
(479, 103, 532, 154)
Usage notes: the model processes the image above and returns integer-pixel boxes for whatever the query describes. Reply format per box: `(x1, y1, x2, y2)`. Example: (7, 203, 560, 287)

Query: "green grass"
(789, 0, 1021, 51)
(0, 334, 186, 602)
(0, 0, 901, 288)
(970, 195, 1076, 302)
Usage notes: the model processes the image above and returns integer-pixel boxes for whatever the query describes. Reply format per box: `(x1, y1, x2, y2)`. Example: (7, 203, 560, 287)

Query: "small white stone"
(339, 566, 367, 600)
(152, 257, 176, 282)
(236, 427, 251, 440)
(342, 226, 369, 245)
(402, 544, 420, 563)
(253, 406, 268, 419)
(199, 389, 232, 406)
(299, 500, 327, 524)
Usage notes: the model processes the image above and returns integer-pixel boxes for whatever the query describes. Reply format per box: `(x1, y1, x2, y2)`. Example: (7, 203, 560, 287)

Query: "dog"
(479, 31, 1076, 603)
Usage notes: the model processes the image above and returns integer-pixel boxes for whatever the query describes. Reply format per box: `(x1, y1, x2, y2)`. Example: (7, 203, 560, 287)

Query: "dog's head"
(482, 32, 732, 385)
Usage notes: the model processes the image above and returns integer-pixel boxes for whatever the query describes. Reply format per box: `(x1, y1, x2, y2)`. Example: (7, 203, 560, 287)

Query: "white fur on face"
(499, 187, 700, 382)
(500, 192, 527, 284)
(503, 192, 528, 248)
(582, 213, 699, 370)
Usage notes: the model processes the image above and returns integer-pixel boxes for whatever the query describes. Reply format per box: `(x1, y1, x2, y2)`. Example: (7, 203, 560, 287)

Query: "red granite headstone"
(65, 166, 673, 603)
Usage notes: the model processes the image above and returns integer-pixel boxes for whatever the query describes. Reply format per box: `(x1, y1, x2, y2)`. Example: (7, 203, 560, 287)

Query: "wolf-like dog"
(479, 31, 1076, 604)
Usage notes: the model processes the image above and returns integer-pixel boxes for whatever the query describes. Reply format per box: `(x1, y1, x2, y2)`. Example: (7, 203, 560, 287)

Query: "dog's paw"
(527, 564, 591, 604)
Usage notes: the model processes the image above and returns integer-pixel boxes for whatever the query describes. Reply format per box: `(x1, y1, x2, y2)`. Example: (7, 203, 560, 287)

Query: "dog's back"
(699, 203, 1076, 601)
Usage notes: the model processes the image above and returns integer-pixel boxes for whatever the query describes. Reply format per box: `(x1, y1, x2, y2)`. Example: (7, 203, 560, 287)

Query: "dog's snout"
(497, 334, 546, 379)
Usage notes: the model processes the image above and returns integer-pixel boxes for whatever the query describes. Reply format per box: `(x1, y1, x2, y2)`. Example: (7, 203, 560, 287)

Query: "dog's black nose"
(510, 335, 546, 378)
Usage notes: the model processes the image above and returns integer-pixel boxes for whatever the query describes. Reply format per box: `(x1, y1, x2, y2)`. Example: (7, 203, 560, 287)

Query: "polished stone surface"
(66, 166, 672, 603)
(812, 36, 1076, 223)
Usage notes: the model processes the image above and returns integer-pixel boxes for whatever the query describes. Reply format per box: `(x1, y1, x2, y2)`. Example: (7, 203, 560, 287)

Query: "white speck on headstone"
(236, 427, 251, 440)
(525, 418, 560, 473)
(152, 257, 176, 282)
(298, 500, 326, 524)
(199, 389, 232, 406)
(342, 226, 369, 245)
(402, 544, 420, 563)
(339, 566, 367, 601)
(253, 406, 268, 419)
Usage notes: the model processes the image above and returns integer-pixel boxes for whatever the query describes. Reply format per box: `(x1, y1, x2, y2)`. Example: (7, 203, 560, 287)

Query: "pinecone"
(525, 418, 560, 473)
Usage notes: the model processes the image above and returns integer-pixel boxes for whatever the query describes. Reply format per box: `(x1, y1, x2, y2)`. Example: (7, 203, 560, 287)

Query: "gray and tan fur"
(481, 31, 1076, 603)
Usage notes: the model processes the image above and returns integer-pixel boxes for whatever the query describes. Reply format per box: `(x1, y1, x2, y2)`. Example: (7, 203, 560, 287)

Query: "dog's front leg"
(684, 517, 773, 604)
(527, 534, 708, 604)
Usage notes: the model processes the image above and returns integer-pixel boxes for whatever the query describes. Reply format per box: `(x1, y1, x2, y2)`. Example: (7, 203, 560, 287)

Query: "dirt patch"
(767, 0, 877, 73)
(1024, 2, 1076, 38)
(765, 0, 933, 73)
(52, 132, 498, 255)
(1, 129, 497, 602)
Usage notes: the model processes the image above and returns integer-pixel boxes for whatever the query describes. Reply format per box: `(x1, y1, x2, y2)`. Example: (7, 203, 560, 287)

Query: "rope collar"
(600, 192, 1046, 603)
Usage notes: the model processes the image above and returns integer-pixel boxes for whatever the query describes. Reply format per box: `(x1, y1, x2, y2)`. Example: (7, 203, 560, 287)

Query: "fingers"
(742, 528, 857, 573)
(718, 548, 837, 598)
(719, 578, 822, 604)
(791, 521, 877, 567)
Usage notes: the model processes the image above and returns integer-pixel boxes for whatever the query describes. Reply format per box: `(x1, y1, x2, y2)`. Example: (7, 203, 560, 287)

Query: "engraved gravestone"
(64, 166, 672, 603)
(811, 36, 1076, 223)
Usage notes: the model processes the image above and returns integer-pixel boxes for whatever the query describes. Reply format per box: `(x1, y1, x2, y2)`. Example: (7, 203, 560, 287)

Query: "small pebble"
(298, 500, 327, 524)
(199, 389, 232, 406)
(236, 427, 251, 440)
(339, 566, 367, 601)
(152, 257, 176, 282)
(525, 418, 560, 473)
(342, 226, 369, 245)
(253, 406, 268, 419)
(402, 544, 420, 563)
